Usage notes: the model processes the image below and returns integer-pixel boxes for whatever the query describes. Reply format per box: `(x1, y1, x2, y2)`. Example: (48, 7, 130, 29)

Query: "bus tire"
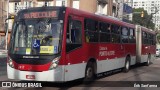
(123, 56, 130, 73)
(145, 54, 151, 66)
(84, 62, 95, 83)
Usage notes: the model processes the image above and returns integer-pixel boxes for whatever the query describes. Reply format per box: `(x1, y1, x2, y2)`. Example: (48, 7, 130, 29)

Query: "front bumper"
(7, 64, 64, 82)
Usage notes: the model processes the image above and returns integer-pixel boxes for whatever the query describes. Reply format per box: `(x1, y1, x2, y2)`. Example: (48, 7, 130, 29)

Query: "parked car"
(0, 49, 7, 58)
(156, 49, 160, 57)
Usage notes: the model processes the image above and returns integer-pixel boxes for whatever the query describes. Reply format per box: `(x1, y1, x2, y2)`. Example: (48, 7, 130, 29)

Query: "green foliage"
(132, 8, 155, 30)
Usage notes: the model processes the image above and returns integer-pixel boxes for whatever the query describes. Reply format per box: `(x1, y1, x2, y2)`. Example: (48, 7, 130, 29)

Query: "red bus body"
(7, 7, 156, 81)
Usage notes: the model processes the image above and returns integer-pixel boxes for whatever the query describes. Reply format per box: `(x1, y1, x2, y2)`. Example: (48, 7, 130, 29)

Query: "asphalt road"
(1, 57, 160, 90)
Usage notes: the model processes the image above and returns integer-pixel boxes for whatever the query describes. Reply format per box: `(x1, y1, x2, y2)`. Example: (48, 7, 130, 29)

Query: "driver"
(41, 23, 60, 46)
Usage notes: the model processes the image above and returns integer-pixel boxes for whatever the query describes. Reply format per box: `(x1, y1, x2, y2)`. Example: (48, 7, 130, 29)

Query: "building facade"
(112, 0, 133, 21)
(0, 0, 121, 48)
(6, 0, 118, 30)
(133, 0, 160, 29)
(8, 0, 117, 16)
(3, 0, 119, 36)
(0, 0, 8, 49)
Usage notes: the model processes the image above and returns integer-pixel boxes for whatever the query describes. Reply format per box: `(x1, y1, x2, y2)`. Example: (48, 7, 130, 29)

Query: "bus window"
(99, 22, 111, 43)
(15, 23, 26, 48)
(111, 25, 120, 43)
(85, 19, 98, 32)
(41, 23, 61, 46)
(142, 31, 148, 44)
(150, 34, 155, 45)
(99, 22, 110, 33)
(147, 34, 154, 45)
(84, 18, 98, 42)
(129, 28, 135, 43)
(111, 24, 120, 34)
(121, 27, 129, 43)
(66, 17, 82, 52)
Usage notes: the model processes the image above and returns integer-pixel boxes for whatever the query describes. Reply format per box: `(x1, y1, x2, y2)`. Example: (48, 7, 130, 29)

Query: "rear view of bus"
(7, 7, 66, 81)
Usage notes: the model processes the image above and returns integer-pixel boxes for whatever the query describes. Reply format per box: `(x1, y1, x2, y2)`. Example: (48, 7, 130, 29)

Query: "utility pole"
(5, 0, 9, 50)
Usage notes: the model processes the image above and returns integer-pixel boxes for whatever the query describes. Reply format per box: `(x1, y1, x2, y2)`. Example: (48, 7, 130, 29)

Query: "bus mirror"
(4, 22, 8, 33)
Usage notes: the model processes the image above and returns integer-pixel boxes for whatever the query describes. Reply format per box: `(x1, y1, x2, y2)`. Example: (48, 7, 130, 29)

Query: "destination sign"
(24, 11, 57, 19)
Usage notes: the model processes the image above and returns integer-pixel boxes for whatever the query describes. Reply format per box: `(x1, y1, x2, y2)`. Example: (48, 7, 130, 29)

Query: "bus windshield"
(10, 18, 62, 55)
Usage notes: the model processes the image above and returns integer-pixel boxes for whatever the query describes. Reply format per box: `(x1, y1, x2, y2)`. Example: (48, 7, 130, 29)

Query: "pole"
(5, 0, 9, 50)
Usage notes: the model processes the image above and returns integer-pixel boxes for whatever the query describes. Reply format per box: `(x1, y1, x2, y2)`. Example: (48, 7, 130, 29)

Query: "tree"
(132, 8, 155, 30)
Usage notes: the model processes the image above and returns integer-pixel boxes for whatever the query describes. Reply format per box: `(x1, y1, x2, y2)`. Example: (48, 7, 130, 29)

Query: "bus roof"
(141, 26, 155, 34)
(16, 6, 155, 34)
(66, 7, 135, 28)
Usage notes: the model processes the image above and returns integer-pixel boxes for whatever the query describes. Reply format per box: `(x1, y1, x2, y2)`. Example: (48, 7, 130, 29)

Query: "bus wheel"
(123, 57, 130, 73)
(84, 62, 95, 83)
(145, 54, 151, 66)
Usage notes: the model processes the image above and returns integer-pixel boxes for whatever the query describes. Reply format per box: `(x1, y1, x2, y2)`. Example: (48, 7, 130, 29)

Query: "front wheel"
(84, 62, 95, 83)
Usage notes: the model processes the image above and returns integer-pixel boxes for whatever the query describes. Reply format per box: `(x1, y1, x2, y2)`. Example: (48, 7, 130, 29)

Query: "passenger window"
(122, 27, 128, 35)
(111, 25, 120, 34)
(85, 18, 98, 42)
(99, 22, 110, 33)
(85, 19, 98, 32)
(111, 25, 120, 43)
(142, 31, 148, 44)
(121, 27, 129, 43)
(99, 22, 111, 43)
(66, 17, 82, 52)
(129, 28, 135, 43)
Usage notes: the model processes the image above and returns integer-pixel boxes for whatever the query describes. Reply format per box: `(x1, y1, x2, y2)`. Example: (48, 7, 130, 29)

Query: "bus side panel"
(141, 44, 149, 63)
(124, 44, 136, 65)
(141, 31, 156, 62)
(97, 43, 126, 73)
(136, 26, 156, 63)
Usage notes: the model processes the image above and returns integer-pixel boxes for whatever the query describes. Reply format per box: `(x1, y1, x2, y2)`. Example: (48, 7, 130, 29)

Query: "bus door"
(66, 15, 85, 65)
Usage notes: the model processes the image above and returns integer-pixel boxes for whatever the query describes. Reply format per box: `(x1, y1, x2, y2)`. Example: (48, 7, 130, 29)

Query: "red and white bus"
(7, 6, 156, 82)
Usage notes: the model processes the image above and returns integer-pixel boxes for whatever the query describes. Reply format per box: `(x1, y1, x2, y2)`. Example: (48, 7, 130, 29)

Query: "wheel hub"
(86, 67, 93, 78)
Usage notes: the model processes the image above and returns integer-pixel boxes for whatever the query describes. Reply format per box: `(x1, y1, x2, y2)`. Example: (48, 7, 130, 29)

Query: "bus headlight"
(8, 57, 14, 68)
(49, 57, 60, 70)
